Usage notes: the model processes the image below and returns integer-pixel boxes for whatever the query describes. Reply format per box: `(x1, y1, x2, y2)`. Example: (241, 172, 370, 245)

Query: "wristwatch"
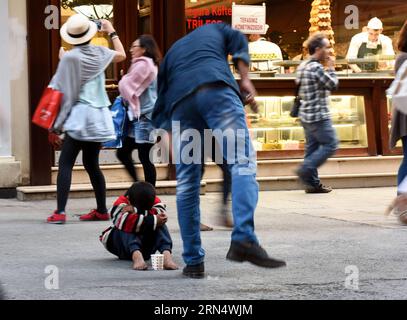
(109, 31, 118, 39)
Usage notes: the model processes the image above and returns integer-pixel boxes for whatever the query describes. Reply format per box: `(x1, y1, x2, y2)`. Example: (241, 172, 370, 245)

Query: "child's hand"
(156, 214, 168, 227)
(122, 205, 135, 214)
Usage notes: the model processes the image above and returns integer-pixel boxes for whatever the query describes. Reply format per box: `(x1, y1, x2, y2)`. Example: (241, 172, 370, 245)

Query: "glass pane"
(138, 0, 151, 34)
(247, 95, 368, 151)
(185, 0, 406, 78)
(60, 0, 115, 79)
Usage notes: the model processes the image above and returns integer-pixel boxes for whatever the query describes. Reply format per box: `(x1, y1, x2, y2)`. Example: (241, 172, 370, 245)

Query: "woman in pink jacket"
(117, 35, 162, 187)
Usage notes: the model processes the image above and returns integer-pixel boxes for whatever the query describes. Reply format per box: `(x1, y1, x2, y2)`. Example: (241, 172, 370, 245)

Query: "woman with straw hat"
(47, 14, 126, 224)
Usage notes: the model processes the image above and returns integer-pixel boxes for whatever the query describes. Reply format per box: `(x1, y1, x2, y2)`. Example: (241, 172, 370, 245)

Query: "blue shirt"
(152, 23, 250, 129)
(139, 79, 158, 120)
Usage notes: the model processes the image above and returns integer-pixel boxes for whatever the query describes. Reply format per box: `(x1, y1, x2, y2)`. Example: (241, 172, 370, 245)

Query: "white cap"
(367, 17, 383, 30)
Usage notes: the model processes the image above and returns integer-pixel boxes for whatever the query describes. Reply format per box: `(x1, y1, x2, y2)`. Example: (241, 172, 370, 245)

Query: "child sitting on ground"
(100, 182, 178, 271)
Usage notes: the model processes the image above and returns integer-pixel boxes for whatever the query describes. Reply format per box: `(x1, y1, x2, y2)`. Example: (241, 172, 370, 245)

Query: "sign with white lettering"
(232, 4, 266, 34)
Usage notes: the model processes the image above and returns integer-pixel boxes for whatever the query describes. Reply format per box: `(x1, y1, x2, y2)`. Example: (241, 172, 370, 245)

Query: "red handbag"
(32, 87, 63, 130)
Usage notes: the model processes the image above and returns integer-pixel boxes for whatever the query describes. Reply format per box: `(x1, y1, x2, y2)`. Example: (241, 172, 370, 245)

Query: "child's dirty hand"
(157, 214, 168, 227)
(122, 205, 135, 214)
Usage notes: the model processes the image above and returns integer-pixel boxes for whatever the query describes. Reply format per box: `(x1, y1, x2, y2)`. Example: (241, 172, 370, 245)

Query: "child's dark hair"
(126, 182, 156, 212)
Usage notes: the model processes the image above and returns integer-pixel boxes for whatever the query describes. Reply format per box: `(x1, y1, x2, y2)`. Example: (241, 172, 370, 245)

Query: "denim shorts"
(128, 116, 157, 144)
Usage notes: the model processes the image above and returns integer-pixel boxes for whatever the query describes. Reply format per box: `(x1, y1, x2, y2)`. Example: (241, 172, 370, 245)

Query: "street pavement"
(0, 187, 406, 300)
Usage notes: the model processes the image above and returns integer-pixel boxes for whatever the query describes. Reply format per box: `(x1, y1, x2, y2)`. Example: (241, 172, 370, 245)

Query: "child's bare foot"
(163, 251, 178, 270)
(132, 251, 148, 271)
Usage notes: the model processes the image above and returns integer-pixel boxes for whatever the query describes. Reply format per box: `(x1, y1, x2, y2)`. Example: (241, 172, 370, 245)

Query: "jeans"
(398, 136, 407, 188)
(172, 84, 259, 266)
(201, 137, 232, 205)
(300, 119, 338, 187)
(106, 226, 173, 261)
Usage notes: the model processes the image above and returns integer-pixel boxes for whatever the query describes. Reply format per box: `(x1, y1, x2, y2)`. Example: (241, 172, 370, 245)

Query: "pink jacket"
(118, 56, 158, 120)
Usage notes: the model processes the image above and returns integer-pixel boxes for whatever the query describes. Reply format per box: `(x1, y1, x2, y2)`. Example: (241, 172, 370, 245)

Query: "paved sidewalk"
(0, 187, 406, 300)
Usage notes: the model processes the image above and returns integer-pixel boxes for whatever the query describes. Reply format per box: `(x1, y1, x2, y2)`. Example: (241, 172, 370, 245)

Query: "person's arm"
(315, 58, 339, 91)
(347, 35, 362, 73)
(119, 59, 155, 103)
(382, 36, 396, 56)
(148, 198, 168, 230)
(236, 60, 258, 113)
(219, 24, 258, 112)
(380, 36, 396, 70)
(110, 197, 158, 233)
(221, 24, 251, 69)
(100, 19, 126, 63)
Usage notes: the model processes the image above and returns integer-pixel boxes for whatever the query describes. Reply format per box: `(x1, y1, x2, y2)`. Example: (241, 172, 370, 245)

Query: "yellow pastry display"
(309, 0, 336, 52)
(251, 53, 280, 60)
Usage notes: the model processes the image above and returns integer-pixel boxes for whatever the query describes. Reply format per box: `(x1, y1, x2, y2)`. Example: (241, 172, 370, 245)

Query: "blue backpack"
(103, 96, 128, 149)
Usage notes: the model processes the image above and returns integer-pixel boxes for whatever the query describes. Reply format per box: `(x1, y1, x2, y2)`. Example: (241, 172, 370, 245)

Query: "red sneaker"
(80, 210, 110, 222)
(47, 212, 66, 225)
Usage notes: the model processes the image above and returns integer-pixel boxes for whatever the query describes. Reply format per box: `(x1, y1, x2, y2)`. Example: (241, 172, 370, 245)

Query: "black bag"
(290, 61, 311, 118)
(290, 96, 302, 118)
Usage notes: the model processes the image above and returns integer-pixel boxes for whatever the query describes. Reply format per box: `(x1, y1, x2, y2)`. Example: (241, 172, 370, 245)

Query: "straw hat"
(60, 14, 98, 45)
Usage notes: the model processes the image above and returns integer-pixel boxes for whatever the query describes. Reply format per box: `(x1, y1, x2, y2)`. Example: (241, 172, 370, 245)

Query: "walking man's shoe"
(80, 210, 110, 222)
(227, 242, 286, 269)
(305, 184, 332, 194)
(183, 262, 205, 279)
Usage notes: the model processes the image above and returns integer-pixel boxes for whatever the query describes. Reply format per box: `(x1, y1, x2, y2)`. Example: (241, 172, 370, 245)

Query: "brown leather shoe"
(183, 262, 205, 279)
(305, 184, 332, 194)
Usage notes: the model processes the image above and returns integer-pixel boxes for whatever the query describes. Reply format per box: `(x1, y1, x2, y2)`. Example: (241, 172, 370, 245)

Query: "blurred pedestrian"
(153, 23, 286, 279)
(46, 15, 127, 224)
(296, 33, 339, 194)
(390, 21, 407, 193)
(117, 35, 162, 187)
(387, 20, 407, 225)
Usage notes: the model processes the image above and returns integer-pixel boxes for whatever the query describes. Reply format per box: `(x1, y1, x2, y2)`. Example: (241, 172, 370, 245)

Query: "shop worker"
(153, 23, 286, 279)
(248, 25, 283, 72)
(346, 17, 395, 73)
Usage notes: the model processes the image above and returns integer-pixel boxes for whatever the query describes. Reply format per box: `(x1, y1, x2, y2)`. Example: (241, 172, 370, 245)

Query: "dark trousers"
(117, 137, 157, 187)
(57, 135, 107, 214)
(107, 226, 173, 261)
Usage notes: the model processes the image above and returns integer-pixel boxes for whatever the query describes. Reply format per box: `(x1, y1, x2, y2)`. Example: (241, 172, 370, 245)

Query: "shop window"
(247, 95, 368, 152)
(138, 0, 151, 34)
(185, 0, 407, 78)
(60, 0, 115, 80)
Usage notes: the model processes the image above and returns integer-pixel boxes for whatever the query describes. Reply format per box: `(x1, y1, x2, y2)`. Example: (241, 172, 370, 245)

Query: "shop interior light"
(61, 0, 114, 20)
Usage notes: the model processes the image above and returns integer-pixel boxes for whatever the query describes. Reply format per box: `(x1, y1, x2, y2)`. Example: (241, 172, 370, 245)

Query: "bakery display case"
(246, 95, 368, 153)
(243, 56, 396, 79)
